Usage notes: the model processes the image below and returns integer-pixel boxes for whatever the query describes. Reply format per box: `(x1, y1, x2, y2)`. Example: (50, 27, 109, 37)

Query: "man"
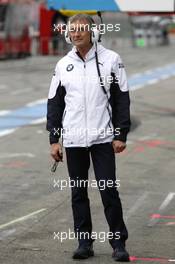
(46, 14, 131, 262)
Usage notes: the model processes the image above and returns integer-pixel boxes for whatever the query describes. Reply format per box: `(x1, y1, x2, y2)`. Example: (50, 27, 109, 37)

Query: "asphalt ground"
(0, 42, 175, 263)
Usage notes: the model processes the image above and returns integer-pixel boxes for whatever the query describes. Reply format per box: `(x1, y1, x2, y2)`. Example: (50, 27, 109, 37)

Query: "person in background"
(51, 11, 68, 55)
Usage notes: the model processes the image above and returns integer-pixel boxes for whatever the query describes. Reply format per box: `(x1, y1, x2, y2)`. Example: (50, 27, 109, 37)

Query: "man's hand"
(112, 140, 126, 153)
(50, 143, 63, 162)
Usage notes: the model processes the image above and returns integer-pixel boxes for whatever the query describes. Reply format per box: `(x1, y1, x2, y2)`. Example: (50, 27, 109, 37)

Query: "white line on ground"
(0, 153, 35, 159)
(0, 208, 47, 230)
(144, 70, 153, 75)
(159, 192, 175, 211)
(125, 192, 148, 222)
(0, 110, 11, 116)
(148, 192, 175, 226)
(0, 129, 17, 137)
(161, 74, 171, 80)
(26, 98, 47, 107)
(30, 117, 46, 125)
(147, 79, 159, 85)
(130, 84, 144, 91)
(129, 73, 142, 78)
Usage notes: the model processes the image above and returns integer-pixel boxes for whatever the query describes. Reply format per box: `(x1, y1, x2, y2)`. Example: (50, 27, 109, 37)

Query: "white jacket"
(46, 44, 130, 147)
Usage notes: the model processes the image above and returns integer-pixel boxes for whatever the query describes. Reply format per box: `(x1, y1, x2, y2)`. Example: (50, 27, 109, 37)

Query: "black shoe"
(112, 244, 130, 262)
(72, 244, 94, 259)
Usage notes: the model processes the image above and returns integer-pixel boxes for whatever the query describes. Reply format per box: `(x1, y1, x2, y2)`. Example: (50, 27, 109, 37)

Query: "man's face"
(68, 19, 91, 48)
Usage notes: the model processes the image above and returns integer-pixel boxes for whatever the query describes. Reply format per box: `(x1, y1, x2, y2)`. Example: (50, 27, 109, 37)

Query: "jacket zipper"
(61, 110, 67, 145)
(62, 110, 66, 123)
(83, 62, 88, 147)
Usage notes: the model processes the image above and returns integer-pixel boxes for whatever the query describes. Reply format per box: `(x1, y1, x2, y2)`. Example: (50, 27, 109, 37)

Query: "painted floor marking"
(130, 256, 175, 262)
(1, 63, 175, 137)
(0, 208, 47, 230)
(0, 153, 35, 159)
(148, 193, 175, 226)
(125, 192, 148, 222)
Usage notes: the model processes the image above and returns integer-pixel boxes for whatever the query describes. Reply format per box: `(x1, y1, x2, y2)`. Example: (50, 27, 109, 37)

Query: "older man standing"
(46, 14, 131, 262)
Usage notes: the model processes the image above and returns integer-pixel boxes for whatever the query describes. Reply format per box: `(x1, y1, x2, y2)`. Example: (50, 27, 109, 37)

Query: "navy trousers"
(65, 142, 128, 249)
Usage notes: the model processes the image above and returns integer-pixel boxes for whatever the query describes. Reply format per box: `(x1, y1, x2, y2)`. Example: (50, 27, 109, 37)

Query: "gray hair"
(67, 13, 95, 30)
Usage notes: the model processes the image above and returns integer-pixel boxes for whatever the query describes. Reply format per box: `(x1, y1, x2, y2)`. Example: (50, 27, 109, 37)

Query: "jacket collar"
(68, 43, 105, 62)
(72, 43, 96, 61)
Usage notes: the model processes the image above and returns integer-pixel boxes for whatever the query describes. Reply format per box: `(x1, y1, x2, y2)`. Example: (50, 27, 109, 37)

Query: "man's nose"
(74, 30, 81, 37)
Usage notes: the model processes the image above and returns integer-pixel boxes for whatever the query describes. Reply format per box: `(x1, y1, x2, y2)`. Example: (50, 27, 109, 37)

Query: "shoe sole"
(73, 251, 94, 260)
(113, 253, 130, 262)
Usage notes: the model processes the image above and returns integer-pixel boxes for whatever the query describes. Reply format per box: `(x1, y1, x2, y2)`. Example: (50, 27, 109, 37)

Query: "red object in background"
(0, 0, 10, 3)
(0, 2, 31, 59)
(39, 4, 54, 55)
(0, 3, 54, 58)
(6, 33, 31, 57)
(0, 38, 6, 58)
(0, 2, 7, 58)
(5, 25, 31, 57)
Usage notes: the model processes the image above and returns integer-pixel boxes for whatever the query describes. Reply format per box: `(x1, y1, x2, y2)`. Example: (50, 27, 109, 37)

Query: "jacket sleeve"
(110, 55, 131, 142)
(46, 65, 66, 144)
